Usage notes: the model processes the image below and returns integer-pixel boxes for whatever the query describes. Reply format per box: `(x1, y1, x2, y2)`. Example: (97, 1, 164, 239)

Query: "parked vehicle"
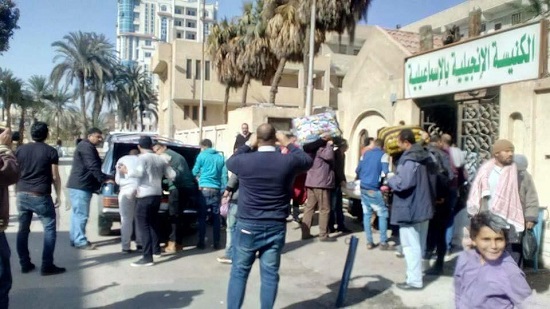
(98, 133, 201, 240)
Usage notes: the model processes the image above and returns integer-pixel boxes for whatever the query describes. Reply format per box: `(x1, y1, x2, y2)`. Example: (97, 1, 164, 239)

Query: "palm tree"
(15, 91, 34, 143)
(43, 87, 74, 140)
(526, 0, 550, 17)
(237, 0, 277, 106)
(26, 75, 50, 123)
(50, 31, 115, 134)
(113, 65, 156, 131)
(0, 68, 23, 128)
(207, 20, 245, 123)
(263, 1, 310, 104)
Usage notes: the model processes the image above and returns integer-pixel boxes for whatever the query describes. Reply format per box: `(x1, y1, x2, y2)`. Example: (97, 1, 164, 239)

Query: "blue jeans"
(69, 188, 93, 247)
(225, 203, 238, 258)
(0, 232, 11, 309)
(227, 220, 286, 309)
(360, 189, 388, 244)
(400, 220, 429, 288)
(198, 189, 221, 247)
(16, 193, 57, 268)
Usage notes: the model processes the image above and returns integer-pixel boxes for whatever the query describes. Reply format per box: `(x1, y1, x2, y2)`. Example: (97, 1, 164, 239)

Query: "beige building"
(150, 28, 368, 136)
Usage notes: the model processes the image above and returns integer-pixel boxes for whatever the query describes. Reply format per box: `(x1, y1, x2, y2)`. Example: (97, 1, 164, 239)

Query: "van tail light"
(103, 196, 119, 208)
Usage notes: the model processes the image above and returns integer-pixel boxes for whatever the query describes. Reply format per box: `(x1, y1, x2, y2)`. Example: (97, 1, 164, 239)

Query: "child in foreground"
(454, 212, 532, 308)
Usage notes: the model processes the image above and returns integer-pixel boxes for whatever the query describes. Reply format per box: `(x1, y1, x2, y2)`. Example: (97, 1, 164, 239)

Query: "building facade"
(116, 0, 218, 73)
(150, 27, 368, 136)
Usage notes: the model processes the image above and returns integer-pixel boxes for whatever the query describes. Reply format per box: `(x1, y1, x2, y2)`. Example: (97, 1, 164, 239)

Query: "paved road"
(4, 189, 550, 308)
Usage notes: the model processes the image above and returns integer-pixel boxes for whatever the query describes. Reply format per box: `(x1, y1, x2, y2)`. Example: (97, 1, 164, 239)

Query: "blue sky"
(0, 0, 464, 82)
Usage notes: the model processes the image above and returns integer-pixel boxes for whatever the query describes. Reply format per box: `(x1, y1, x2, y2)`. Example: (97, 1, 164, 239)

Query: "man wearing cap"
(467, 139, 539, 265)
(118, 136, 176, 267)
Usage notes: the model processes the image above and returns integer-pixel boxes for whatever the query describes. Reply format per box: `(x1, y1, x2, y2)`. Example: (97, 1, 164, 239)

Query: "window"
(512, 13, 521, 25)
(175, 20, 182, 27)
(145, 40, 152, 46)
(186, 59, 192, 79)
(161, 17, 167, 41)
(205, 61, 210, 80)
(145, 52, 151, 58)
(135, 50, 139, 58)
(161, 5, 167, 12)
(480, 23, 486, 32)
(191, 106, 206, 121)
(195, 60, 201, 79)
(186, 32, 196, 40)
(205, 11, 209, 17)
(187, 9, 196, 16)
(187, 21, 196, 28)
(183, 105, 190, 118)
(494, 23, 502, 31)
(177, 32, 182, 39)
(175, 8, 182, 14)
(336, 76, 344, 88)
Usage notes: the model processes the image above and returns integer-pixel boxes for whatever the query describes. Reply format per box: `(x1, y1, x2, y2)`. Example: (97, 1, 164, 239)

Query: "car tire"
(98, 214, 113, 236)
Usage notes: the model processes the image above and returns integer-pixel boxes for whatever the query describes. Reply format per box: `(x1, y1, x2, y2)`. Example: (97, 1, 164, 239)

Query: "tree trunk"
(18, 107, 26, 146)
(5, 101, 11, 129)
(270, 57, 287, 104)
(224, 85, 230, 124)
(92, 91, 103, 128)
(56, 113, 61, 141)
(139, 107, 145, 132)
(79, 78, 88, 134)
(241, 73, 251, 107)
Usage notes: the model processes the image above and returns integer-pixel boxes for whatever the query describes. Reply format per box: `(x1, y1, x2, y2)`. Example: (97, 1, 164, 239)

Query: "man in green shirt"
(153, 142, 196, 253)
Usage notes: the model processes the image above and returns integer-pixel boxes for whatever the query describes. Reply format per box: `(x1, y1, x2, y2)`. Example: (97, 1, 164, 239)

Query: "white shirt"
(115, 155, 139, 195)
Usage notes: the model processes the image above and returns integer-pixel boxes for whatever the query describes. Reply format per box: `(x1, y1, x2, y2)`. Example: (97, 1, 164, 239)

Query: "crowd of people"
(0, 121, 541, 308)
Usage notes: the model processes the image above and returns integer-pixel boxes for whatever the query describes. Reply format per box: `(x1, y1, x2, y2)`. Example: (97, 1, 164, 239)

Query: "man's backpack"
(427, 148, 451, 200)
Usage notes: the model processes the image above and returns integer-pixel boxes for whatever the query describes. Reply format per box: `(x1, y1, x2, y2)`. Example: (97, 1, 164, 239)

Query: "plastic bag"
(292, 112, 342, 145)
(522, 229, 538, 260)
(220, 195, 231, 218)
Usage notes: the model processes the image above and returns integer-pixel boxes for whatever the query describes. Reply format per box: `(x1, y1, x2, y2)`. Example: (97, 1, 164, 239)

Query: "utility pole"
(304, 0, 316, 116)
(198, 0, 206, 142)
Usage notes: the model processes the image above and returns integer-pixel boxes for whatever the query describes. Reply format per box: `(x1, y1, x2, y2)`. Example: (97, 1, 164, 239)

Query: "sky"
(0, 0, 464, 82)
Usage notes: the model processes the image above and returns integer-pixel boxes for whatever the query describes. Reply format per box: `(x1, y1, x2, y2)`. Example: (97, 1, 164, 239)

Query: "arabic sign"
(405, 22, 542, 99)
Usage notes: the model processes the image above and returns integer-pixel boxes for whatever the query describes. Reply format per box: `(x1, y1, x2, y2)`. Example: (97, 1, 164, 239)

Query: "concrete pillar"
(419, 25, 433, 52)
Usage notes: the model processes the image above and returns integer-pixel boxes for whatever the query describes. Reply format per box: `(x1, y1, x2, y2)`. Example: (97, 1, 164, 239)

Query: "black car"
(97, 133, 201, 239)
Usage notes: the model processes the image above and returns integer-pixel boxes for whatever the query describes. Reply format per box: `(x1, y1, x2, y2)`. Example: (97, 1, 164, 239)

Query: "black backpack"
(427, 148, 451, 200)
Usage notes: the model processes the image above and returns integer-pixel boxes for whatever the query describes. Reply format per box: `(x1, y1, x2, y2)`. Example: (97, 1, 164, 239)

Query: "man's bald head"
(441, 133, 452, 146)
(257, 123, 277, 145)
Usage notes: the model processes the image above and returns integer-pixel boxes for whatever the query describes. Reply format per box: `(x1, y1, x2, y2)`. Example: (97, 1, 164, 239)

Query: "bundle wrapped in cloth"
(292, 112, 342, 145)
(378, 125, 426, 156)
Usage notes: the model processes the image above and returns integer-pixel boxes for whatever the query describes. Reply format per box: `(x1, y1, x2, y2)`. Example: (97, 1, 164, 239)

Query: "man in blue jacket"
(225, 123, 312, 309)
(192, 139, 227, 250)
(387, 129, 436, 290)
(356, 138, 390, 250)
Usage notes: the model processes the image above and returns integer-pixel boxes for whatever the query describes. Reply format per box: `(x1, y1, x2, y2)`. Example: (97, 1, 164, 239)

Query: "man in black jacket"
(67, 128, 112, 250)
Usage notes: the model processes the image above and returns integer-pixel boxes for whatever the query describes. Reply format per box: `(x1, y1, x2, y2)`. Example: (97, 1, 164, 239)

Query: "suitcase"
(377, 125, 425, 155)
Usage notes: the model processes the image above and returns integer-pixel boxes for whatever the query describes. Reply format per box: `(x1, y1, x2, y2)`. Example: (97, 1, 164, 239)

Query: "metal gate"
(420, 93, 500, 180)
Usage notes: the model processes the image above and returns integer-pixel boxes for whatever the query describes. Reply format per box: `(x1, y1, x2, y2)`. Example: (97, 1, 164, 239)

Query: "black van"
(98, 133, 201, 240)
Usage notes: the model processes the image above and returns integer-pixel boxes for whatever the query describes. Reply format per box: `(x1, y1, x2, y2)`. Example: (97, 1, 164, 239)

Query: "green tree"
(51, 31, 115, 134)
(237, 0, 277, 106)
(0, 0, 20, 53)
(207, 19, 244, 123)
(26, 75, 50, 123)
(0, 67, 22, 128)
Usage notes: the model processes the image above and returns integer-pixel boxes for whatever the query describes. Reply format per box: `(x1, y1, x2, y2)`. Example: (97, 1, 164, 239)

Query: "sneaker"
(21, 263, 36, 274)
(395, 282, 423, 290)
(379, 243, 390, 251)
(217, 256, 232, 264)
(153, 253, 162, 258)
(41, 265, 66, 276)
(131, 259, 154, 267)
(121, 249, 134, 254)
(395, 251, 404, 258)
(366, 242, 375, 250)
(75, 243, 96, 250)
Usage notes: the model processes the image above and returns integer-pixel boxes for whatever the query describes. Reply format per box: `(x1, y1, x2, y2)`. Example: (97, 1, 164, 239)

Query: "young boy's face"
(473, 226, 506, 261)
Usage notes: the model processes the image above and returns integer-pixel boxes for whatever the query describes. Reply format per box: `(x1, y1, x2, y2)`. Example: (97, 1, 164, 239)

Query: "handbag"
(220, 195, 231, 218)
(522, 229, 538, 260)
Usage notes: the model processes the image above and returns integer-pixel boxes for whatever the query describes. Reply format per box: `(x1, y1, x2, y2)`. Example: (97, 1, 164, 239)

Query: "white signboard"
(404, 22, 542, 99)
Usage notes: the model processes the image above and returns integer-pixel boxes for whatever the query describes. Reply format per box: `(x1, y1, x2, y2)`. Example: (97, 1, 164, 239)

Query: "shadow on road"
(88, 289, 203, 309)
(282, 275, 396, 308)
